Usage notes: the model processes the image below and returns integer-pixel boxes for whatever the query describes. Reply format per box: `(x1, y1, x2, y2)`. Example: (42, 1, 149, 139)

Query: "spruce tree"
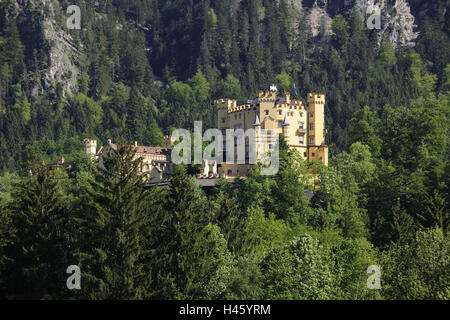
(75, 141, 153, 299)
(1, 161, 69, 299)
(151, 166, 233, 299)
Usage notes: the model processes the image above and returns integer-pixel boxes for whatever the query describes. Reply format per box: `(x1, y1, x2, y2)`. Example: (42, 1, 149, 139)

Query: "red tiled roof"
(108, 144, 170, 155)
(45, 163, 73, 170)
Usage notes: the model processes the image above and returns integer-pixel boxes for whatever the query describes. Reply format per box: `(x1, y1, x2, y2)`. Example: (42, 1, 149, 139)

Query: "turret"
(307, 93, 326, 146)
(164, 135, 175, 149)
(216, 98, 235, 130)
(84, 139, 97, 158)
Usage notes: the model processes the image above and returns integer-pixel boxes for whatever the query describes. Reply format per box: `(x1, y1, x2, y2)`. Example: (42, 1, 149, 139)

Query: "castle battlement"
(307, 93, 326, 105)
(221, 97, 307, 115)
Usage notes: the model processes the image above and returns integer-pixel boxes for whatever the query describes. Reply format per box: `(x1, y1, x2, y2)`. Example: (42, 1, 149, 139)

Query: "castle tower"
(84, 139, 97, 158)
(164, 135, 175, 149)
(217, 98, 235, 131)
(307, 93, 326, 146)
(307, 93, 328, 164)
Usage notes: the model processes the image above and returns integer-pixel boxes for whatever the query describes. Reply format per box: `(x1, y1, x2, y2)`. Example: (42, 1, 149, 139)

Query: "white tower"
(84, 139, 97, 158)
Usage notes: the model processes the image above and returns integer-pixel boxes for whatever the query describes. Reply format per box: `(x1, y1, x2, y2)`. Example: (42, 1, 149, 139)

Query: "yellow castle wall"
(217, 89, 328, 177)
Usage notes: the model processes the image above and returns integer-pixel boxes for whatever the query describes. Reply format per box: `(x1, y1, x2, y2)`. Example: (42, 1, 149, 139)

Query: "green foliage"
(217, 74, 241, 99)
(381, 228, 450, 299)
(349, 106, 382, 157)
(274, 72, 291, 93)
(74, 141, 153, 299)
(332, 15, 349, 48)
(150, 166, 233, 299)
(0, 0, 448, 301)
(377, 41, 397, 68)
(244, 206, 291, 258)
(0, 172, 18, 206)
(312, 148, 370, 239)
(1, 162, 69, 299)
(260, 235, 335, 300)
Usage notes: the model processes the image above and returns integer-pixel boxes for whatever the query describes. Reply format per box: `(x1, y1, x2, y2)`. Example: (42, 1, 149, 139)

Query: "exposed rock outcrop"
(353, 0, 418, 47)
(290, 0, 419, 48)
(3, 0, 82, 96)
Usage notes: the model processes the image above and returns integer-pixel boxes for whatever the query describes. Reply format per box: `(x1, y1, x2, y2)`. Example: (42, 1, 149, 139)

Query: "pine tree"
(272, 137, 311, 224)
(75, 141, 153, 299)
(151, 166, 233, 299)
(211, 178, 246, 253)
(1, 160, 69, 299)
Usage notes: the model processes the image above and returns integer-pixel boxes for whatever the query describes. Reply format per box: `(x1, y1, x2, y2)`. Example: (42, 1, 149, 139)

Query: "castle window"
(312, 153, 315, 157)
(239, 114, 242, 119)
(299, 136, 304, 144)
(299, 122, 304, 129)
(300, 112, 303, 117)
(304, 152, 307, 157)
(265, 110, 269, 115)
(310, 124, 314, 130)
(228, 169, 232, 175)
(222, 117, 226, 123)
(278, 110, 282, 115)
(310, 137, 315, 144)
(310, 113, 314, 118)
(278, 120, 283, 128)
(269, 144, 273, 150)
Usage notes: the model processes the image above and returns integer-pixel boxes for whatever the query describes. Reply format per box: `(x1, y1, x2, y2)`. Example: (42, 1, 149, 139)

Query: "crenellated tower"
(84, 139, 97, 158)
(307, 93, 328, 165)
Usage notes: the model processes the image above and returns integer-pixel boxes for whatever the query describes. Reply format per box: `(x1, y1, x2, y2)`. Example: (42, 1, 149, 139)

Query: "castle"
(80, 86, 328, 182)
(216, 86, 328, 177)
(83, 136, 174, 183)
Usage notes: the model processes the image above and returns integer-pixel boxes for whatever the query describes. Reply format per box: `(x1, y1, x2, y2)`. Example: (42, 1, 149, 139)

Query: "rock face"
(3, 0, 81, 96)
(40, 0, 81, 95)
(353, 0, 418, 47)
(290, 0, 419, 48)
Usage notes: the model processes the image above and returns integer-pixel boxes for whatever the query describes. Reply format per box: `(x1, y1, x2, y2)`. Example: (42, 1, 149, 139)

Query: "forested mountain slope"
(0, 0, 448, 169)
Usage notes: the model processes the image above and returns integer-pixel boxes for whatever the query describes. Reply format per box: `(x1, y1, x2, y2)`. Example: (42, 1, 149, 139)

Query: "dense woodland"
(0, 0, 449, 299)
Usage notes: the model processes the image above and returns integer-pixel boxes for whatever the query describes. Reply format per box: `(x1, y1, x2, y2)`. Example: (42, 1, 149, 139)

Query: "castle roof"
(100, 143, 170, 156)
(282, 112, 290, 126)
(115, 144, 170, 155)
(253, 114, 261, 126)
